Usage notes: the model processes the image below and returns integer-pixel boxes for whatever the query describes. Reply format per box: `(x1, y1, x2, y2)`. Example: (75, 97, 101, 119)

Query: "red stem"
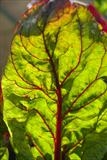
(54, 86, 62, 160)
(87, 4, 107, 33)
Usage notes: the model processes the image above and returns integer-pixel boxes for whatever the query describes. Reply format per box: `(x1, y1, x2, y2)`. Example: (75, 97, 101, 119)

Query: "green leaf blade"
(2, 1, 107, 159)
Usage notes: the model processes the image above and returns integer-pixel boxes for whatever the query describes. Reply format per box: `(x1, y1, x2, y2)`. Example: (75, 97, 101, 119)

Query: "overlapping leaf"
(2, 0, 107, 159)
(0, 82, 8, 160)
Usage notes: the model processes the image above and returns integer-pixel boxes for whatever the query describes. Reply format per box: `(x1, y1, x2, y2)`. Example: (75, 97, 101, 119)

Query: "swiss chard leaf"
(2, 0, 107, 159)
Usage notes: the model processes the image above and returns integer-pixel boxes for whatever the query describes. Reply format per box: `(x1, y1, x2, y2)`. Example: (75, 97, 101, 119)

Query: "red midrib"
(54, 86, 62, 160)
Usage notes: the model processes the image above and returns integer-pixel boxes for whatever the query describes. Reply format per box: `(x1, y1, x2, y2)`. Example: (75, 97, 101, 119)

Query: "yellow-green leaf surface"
(2, 0, 107, 159)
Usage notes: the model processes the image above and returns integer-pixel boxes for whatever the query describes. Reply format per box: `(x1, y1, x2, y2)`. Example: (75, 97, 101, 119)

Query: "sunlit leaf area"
(1, 0, 107, 159)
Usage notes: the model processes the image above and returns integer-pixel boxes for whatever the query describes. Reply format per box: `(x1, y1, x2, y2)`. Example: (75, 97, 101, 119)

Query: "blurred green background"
(0, 0, 107, 78)
(94, 0, 107, 17)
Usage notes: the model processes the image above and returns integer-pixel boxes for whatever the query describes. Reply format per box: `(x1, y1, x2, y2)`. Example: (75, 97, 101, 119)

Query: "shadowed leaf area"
(2, 0, 107, 159)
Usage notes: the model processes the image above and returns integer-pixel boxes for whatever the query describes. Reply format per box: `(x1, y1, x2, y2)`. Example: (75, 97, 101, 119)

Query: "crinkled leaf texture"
(2, 0, 107, 160)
